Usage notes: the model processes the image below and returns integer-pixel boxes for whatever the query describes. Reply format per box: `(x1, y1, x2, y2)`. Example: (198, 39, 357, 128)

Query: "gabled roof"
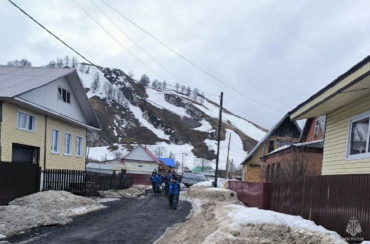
(298, 116, 326, 142)
(123, 145, 163, 165)
(290, 55, 370, 120)
(158, 158, 176, 167)
(241, 113, 301, 165)
(0, 65, 100, 129)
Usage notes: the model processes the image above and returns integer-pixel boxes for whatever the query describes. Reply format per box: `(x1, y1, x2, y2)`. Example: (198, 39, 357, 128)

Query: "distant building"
(122, 145, 164, 184)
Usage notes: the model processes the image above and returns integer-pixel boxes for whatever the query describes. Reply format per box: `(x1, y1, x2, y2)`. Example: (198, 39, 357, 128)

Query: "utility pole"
(182, 153, 187, 174)
(214, 92, 223, 187)
(225, 133, 232, 179)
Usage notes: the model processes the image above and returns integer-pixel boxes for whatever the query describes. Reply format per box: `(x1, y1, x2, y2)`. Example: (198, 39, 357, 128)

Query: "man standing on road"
(149, 172, 159, 195)
(168, 177, 179, 210)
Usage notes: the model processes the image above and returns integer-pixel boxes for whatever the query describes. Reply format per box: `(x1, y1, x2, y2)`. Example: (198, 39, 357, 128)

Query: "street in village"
(6, 191, 191, 244)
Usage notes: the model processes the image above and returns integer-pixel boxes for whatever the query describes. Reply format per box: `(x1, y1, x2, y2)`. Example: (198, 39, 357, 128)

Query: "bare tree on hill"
(176, 83, 180, 92)
(7, 59, 32, 67)
(186, 86, 192, 97)
(163, 81, 167, 91)
(180, 85, 186, 94)
(104, 82, 114, 101)
(91, 72, 100, 93)
(128, 70, 134, 78)
(193, 88, 199, 101)
(139, 74, 150, 88)
(64, 55, 70, 67)
(56, 58, 64, 68)
(71, 57, 79, 68)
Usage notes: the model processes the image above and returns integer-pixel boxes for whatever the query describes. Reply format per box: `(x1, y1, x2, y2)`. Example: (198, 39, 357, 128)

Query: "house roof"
(241, 113, 301, 165)
(265, 139, 324, 158)
(0, 65, 100, 129)
(298, 116, 326, 142)
(158, 158, 176, 167)
(290, 55, 370, 120)
(123, 145, 163, 165)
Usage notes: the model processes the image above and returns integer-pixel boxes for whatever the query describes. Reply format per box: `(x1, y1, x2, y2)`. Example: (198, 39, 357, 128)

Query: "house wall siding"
(1, 101, 45, 163)
(46, 116, 86, 170)
(124, 160, 158, 174)
(323, 95, 370, 174)
(0, 101, 86, 170)
(19, 77, 87, 124)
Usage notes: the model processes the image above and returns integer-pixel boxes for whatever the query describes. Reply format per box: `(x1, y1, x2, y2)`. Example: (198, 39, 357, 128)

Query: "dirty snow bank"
(155, 187, 345, 244)
(0, 191, 105, 237)
(0, 205, 71, 237)
(98, 185, 148, 198)
(9, 191, 105, 217)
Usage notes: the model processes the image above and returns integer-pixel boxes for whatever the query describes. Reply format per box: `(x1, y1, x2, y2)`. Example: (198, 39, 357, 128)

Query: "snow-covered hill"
(79, 65, 267, 171)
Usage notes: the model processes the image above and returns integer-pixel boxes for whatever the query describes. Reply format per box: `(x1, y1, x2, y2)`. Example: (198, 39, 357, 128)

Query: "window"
(51, 129, 60, 153)
(314, 119, 320, 137)
(17, 111, 36, 132)
(76, 136, 83, 157)
(347, 113, 370, 160)
(268, 140, 275, 153)
(58, 87, 71, 104)
(64, 133, 72, 155)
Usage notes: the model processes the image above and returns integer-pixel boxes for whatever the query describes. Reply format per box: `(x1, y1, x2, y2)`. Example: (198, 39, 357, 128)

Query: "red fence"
(229, 175, 370, 240)
(0, 162, 41, 205)
(228, 181, 268, 209)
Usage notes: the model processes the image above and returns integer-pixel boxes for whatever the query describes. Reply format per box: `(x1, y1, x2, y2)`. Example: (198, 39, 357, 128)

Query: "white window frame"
(58, 87, 71, 104)
(51, 129, 60, 154)
(75, 136, 83, 157)
(17, 110, 36, 132)
(64, 132, 73, 156)
(346, 111, 370, 160)
(314, 119, 320, 136)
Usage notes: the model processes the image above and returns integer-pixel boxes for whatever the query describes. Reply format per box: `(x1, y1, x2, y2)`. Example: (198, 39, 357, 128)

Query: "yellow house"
(0, 66, 100, 170)
(241, 114, 301, 182)
(290, 55, 370, 175)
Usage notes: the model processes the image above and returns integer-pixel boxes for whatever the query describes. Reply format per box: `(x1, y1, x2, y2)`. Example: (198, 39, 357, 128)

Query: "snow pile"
(0, 191, 105, 237)
(98, 185, 148, 198)
(146, 88, 189, 117)
(0, 205, 71, 237)
(193, 178, 225, 188)
(9, 191, 105, 217)
(155, 187, 345, 244)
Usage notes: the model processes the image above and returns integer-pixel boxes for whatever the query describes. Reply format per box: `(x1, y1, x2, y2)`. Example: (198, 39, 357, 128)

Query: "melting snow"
(193, 119, 214, 132)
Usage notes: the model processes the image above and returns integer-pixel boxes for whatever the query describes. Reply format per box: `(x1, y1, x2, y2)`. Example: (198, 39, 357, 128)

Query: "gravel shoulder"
(6, 191, 191, 244)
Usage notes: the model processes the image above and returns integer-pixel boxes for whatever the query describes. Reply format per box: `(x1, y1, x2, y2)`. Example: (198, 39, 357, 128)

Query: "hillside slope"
(79, 65, 267, 170)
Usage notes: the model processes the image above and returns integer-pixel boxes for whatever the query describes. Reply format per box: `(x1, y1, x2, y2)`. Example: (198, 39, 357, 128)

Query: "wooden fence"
(0, 162, 41, 205)
(43, 169, 133, 196)
(229, 175, 370, 240)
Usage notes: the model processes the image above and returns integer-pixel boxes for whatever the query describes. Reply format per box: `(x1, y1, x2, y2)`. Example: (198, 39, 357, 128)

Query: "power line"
(8, 0, 96, 66)
(87, 1, 218, 98)
(100, 0, 283, 114)
(71, 0, 167, 82)
(89, 1, 193, 89)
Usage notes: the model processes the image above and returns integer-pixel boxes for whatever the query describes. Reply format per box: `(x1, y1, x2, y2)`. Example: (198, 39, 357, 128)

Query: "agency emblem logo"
(344, 217, 364, 243)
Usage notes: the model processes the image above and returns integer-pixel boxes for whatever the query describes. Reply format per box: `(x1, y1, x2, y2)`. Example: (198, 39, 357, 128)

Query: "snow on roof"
(86, 163, 116, 170)
(268, 145, 292, 155)
(267, 139, 324, 156)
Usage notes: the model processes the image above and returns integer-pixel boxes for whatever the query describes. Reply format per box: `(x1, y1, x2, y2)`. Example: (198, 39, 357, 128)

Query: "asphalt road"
(6, 191, 191, 244)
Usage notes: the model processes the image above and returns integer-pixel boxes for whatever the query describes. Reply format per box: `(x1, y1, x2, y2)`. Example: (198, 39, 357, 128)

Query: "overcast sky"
(1, 0, 370, 129)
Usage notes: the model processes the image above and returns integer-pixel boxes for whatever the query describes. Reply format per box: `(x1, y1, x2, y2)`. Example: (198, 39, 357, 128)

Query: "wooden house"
(241, 114, 301, 182)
